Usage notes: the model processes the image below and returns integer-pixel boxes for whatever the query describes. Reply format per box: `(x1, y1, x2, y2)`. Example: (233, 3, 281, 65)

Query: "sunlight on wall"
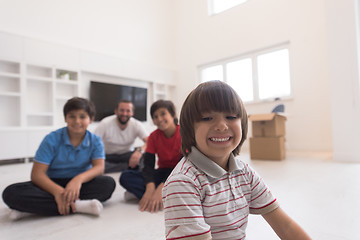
(208, 0, 248, 15)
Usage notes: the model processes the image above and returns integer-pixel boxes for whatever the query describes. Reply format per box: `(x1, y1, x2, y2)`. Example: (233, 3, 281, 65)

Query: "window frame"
(198, 42, 293, 104)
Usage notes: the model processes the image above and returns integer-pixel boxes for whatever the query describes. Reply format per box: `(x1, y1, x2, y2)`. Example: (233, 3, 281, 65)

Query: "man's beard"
(117, 116, 130, 125)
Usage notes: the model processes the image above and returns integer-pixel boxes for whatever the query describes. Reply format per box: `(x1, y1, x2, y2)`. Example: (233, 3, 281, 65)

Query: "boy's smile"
(209, 136, 231, 142)
(65, 109, 92, 136)
(152, 107, 176, 137)
(194, 112, 242, 169)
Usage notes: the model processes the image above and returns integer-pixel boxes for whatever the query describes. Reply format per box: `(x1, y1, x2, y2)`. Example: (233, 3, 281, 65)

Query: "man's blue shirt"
(34, 127, 105, 178)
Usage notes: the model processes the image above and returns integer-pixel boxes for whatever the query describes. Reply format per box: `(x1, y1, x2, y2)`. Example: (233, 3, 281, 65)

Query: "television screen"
(90, 81, 147, 122)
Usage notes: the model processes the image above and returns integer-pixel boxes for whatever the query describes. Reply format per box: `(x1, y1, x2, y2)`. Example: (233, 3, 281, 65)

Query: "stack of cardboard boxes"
(248, 113, 287, 160)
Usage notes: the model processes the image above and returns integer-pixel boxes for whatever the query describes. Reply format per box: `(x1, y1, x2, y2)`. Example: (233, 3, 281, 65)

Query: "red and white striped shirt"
(162, 147, 279, 240)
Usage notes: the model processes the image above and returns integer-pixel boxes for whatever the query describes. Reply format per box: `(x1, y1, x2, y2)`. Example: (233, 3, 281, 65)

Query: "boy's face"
(65, 109, 92, 136)
(194, 111, 242, 165)
(115, 102, 133, 125)
(152, 107, 174, 132)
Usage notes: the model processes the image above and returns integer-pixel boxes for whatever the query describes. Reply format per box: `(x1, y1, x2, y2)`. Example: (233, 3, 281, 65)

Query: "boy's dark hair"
(180, 80, 248, 156)
(63, 97, 96, 120)
(150, 100, 178, 125)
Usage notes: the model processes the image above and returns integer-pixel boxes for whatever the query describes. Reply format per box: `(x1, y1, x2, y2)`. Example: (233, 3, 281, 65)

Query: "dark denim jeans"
(119, 168, 173, 199)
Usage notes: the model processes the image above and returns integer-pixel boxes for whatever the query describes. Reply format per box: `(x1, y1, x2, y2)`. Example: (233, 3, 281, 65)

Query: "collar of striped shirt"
(188, 146, 242, 178)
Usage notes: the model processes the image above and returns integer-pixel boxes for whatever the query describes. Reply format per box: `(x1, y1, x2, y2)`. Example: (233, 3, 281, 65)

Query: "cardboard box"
(249, 137, 285, 160)
(249, 113, 286, 137)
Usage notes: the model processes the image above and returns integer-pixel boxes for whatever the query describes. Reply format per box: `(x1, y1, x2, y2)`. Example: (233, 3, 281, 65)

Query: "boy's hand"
(64, 178, 82, 212)
(139, 183, 164, 213)
(139, 188, 154, 212)
(149, 188, 163, 213)
(54, 190, 71, 215)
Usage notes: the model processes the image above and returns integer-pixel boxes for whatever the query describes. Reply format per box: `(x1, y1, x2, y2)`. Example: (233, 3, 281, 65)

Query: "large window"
(226, 59, 253, 102)
(199, 45, 291, 103)
(201, 65, 223, 82)
(257, 49, 291, 99)
(208, 0, 248, 15)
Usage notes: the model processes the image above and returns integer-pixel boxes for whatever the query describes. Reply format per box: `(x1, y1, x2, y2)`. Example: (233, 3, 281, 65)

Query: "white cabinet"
(0, 59, 80, 128)
(0, 60, 21, 127)
(0, 59, 80, 160)
(26, 64, 54, 127)
(54, 69, 79, 126)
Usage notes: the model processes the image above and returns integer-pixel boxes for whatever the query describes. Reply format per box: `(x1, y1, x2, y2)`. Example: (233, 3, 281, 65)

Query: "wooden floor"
(0, 151, 359, 240)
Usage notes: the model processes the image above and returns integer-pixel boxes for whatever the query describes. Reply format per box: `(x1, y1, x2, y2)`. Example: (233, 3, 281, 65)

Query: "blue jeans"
(119, 169, 173, 199)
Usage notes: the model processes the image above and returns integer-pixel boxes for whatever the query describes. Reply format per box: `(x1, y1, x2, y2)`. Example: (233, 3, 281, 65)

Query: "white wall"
(325, 0, 360, 162)
(173, 0, 333, 152)
(0, 0, 176, 70)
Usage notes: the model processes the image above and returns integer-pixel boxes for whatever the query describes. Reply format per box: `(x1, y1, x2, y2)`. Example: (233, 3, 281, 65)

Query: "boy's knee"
(119, 171, 132, 187)
(108, 177, 116, 192)
(119, 173, 126, 187)
(100, 176, 116, 191)
(2, 184, 17, 206)
(103, 177, 116, 201)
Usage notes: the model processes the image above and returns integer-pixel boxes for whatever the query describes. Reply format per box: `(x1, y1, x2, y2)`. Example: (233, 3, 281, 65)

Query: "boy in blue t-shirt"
(2, 97, 116, 220)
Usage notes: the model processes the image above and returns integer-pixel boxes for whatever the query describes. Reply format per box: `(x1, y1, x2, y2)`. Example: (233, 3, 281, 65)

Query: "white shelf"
(55, 79, 78, 85)
(0, 59, 80, 128)
(0, 60, 20, 74)
(0, 72, 20, 78)
(55, 81, 78, 98)
(0, 91, 21, 97)
(27, 76, 53, 82)
(26, 64, 52, 78)
(0, 75, 20, 92)
(0, 60, 21, 127)
(26, 80, 53, 114)
(56, 69, 78, 81)
(0, 73, 20, 103)
(0, 95, 20, 127)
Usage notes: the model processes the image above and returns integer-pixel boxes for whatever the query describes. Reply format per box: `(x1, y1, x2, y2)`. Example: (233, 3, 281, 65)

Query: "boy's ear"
(90, 116, 95, 123)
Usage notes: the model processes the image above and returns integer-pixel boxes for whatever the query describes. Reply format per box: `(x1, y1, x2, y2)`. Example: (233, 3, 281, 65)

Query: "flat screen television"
(90, 81, 147, 122)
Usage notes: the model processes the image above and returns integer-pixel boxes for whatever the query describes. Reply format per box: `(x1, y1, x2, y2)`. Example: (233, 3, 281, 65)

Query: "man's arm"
(141, 136, 148, 151)
(134, 136, 148, 153)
